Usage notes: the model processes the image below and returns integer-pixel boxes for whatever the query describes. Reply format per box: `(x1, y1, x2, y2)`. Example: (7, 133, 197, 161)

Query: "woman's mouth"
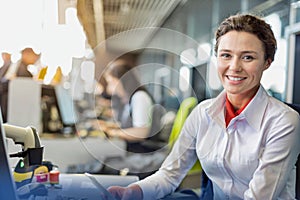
(226, 75, 246, 81)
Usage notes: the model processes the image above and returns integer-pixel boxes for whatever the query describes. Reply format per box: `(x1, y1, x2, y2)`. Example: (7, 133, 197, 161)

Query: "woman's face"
(217, 31, 271, 98)
(105, 74, 124, 97)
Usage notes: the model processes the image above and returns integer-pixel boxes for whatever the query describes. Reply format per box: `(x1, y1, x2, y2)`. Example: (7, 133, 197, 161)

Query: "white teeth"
(227, 76, 244, 81)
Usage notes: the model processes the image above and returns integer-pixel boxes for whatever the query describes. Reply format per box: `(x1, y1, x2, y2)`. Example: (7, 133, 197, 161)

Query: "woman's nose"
(228, 57, 242, 72)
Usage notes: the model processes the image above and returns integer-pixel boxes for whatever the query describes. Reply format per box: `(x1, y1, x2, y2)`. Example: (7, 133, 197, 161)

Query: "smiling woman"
(214, 14, 277, 110)
(107, 13, 300, 200)
(216, 31, 272, 110)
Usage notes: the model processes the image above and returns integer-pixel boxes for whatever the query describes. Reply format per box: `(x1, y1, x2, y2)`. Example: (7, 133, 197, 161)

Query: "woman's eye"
(243, 55, 254, 61)
(220, 53, 231, 59)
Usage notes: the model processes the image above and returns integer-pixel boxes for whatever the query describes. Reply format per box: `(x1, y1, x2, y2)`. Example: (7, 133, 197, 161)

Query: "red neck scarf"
(225, 95, 252, 127)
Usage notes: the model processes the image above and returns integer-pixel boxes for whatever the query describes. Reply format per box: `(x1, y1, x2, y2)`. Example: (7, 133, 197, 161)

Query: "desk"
(59, 173, 139, 189)
(8, 134, 126, 173)
(17, 173, 139, 200)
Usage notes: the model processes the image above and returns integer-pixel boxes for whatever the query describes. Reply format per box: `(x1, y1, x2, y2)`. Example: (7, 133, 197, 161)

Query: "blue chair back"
(286, 103, 300, 199)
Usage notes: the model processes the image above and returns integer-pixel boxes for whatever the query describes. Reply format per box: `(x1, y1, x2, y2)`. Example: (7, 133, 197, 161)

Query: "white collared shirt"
(136, 86, 300, 200)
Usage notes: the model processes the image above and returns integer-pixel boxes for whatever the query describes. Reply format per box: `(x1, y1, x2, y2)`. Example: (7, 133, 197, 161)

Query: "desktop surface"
(17, 173, 126, 200)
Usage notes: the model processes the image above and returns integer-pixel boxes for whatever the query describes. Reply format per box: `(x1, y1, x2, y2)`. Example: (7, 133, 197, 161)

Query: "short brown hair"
(214, 14, 277, 61)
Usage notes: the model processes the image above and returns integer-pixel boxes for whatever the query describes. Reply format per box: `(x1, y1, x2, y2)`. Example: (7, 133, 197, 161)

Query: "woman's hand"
(107, 184, 143, 200)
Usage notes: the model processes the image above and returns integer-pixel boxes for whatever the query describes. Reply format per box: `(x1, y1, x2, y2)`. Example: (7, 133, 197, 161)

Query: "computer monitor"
(54, 84, 78, 127)
(41, 84, 78, 134)
(191, 62, 208, 102)
(0, 107, 19, 200)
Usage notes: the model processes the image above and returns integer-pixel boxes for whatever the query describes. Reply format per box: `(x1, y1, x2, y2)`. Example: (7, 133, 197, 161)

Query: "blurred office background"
(1, 0, 300, 185)
(1, 0, 300, 107)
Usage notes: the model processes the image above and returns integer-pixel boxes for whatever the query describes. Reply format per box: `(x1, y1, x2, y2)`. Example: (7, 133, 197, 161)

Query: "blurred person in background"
(5, 47, 41, 79)
(96, 59, 154, 153)
(0, 52, 12, 122)
(0, 52, 11, 80)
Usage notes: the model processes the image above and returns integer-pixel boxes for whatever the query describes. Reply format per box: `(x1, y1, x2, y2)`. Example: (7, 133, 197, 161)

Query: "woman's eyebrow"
(240, 50, 258, 54)
(218, 49, 231, 52)
(218, 49, 258, 54)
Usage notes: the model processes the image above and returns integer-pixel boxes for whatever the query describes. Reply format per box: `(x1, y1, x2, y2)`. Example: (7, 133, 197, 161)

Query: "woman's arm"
(132, 107, 202, 200)
(106, 126, 149, 141)
(244, 110, 300, 199)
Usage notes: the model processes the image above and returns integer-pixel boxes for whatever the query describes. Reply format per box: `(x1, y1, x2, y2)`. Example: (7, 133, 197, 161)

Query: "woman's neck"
(227, 86, 259, 111)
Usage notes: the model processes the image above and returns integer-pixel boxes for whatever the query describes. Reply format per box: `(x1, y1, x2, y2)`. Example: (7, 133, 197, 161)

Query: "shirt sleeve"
(134, 107, 201, 200)
(244, 109, 300, 199)
(130, 91, 152, 127)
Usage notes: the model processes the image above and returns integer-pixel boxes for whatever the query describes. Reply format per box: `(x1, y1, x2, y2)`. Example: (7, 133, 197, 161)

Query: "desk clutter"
(3, 122, 137, 200)
(15, 172, 136, 200)
(11, 148, 136, 200)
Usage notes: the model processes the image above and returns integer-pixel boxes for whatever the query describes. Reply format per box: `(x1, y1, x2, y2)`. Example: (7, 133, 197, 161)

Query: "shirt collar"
(206, 90, 226, 126)
(206, 85, 268, 131)
(241, 85, 268, 131)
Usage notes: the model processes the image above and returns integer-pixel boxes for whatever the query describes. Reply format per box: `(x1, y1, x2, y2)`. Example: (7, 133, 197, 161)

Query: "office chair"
(168, 97, 198, 148)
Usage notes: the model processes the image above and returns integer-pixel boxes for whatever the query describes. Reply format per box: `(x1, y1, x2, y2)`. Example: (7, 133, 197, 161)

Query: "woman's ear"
(264, 58, 272, 70)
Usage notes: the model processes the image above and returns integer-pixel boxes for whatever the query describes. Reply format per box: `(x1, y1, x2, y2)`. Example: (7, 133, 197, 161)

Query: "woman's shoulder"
(187, 97, 218, 121)
(266, 97, 300, 125)
(132, 90, 151, 99)
(268, 97, 299, 115)
(131, 90, 153, 105)
(193, 97, 220, 112)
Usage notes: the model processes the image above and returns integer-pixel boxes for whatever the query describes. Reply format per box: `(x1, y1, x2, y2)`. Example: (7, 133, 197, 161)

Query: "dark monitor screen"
(0, 107, 19, 200)
(191, 63, 208, 102)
